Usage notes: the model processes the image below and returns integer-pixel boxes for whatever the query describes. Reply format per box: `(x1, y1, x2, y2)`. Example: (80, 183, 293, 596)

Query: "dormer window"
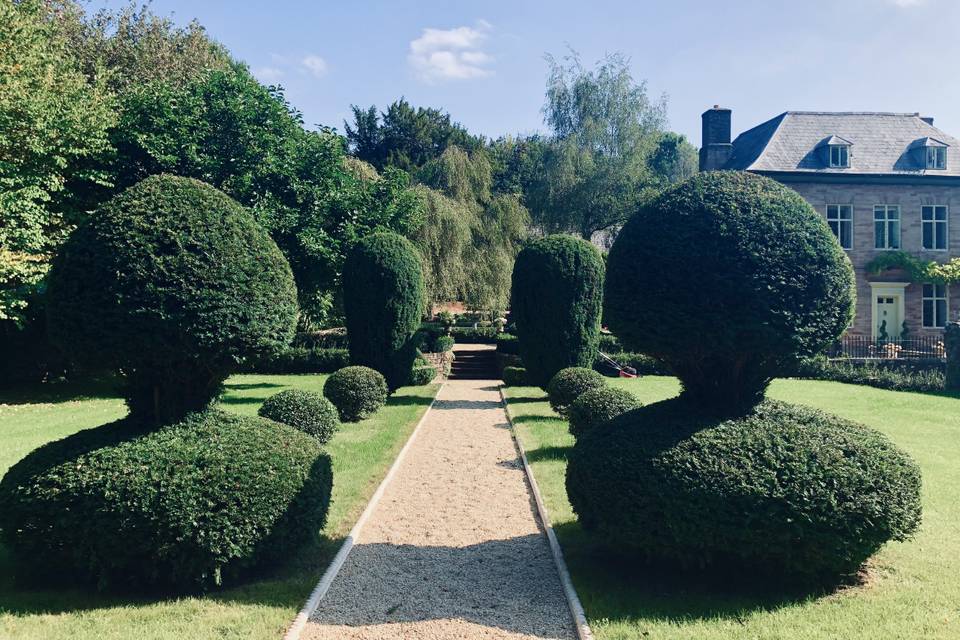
(927, 146, 947, 169)
(830, 144, 849, 168)
(821, 135, 852, 168)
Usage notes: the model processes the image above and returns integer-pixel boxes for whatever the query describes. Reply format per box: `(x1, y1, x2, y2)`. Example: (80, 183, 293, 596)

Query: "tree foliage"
(345, 99, 484, 172)
(0, 0, 115, 324)
(524, 51, 668, 239)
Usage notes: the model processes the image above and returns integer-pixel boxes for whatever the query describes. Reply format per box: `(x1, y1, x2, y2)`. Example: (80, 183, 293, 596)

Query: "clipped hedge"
(594, 352, 670, 377)
(258, 389, 340, 444)
(502, 366, 526, 386)
(343, 232, 425, 390)
(46, 175, 297, 424)
(566, 398, 922, 582)
(546, 367, 607, 416)
(0, 410, 331, 591)
(324, 366, 389, 422)
(567, 387, 641, 440)
(496, 333, 520, 355)
(792, 357, 946, 393)
(433, 335, 455, 353)
(511, 235, 605, 388)
(410, 355, 437, 386)
(604, 172, 855, 413)
(243, 347, 349, 374)
(449, 326, 499, 343)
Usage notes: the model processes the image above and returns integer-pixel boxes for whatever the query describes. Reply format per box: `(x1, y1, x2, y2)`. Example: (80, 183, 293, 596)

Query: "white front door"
(876, 295, 901, 338)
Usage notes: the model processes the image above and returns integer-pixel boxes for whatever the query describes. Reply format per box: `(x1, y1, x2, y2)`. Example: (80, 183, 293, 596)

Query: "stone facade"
(786, 180, 960, 337)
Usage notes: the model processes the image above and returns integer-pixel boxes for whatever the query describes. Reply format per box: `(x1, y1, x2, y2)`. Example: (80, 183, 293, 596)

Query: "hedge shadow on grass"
(0, 377, 122, 405)
(552, 520, 842, 625)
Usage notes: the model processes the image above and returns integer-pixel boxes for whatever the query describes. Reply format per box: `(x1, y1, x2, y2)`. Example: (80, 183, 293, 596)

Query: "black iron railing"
(828, 335, 947, 360)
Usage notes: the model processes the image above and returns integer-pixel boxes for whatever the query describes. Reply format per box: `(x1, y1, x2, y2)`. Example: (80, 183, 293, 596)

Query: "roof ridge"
(784, 111, 923, 117)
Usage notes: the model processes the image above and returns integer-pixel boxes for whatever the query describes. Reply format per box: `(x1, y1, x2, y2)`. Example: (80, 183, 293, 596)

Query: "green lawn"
(504, 377, 960, 640)
(0, 374, 438, 640)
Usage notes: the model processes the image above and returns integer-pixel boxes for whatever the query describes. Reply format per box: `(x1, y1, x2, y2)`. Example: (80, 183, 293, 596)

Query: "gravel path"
(303, 352, 575, 640)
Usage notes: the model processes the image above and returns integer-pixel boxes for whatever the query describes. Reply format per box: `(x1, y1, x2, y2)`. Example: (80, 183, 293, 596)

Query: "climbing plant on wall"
(865, 251, 960, 284)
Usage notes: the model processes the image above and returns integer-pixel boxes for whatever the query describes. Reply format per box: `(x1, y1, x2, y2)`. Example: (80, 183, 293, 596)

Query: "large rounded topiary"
(511, 235, 605, 388)
(258, 389, 340, 444)
(47, 174, 297, 425)
(0, 410, 332, 590)
(546, 367, 607, 416)
(604, 171, 855, 412)
(323, 366, 389, 422)
(566, 399, 921, 582)
(342, 232, 425, 391)
(567, 386, 641, 440)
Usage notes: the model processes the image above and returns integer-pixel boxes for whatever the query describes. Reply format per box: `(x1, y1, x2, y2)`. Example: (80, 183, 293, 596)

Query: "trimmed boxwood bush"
(502, 366, 526, 386)
(258, 389, 340, 444)
(243, 347, 349, 375)
(449, 326, 498, 343)
(0, 410, 332, 591)
(324, 366, 389, 422)
(342, 232, 425, 391)
(566, 398, 922, 582)
(567, 387, 641, 440)
(46, 175, 297, 425)
(511, 235, 605, 388)
(496, 333, 519, 355)
(410, 355, 437, 386)
(433, 335, 455, 353)
(792, 356, 946, 393)
(604, 172, 855, 413)
(546, 367, 607, 416)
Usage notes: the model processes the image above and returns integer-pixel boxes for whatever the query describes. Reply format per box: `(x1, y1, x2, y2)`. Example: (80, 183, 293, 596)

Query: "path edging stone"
(283, 383, 444, 640)
(498, 385, 595, 640)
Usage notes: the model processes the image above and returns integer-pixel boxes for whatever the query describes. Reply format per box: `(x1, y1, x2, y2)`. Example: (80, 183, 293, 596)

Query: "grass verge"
(0, 373, 438, 640)
(503, 376, 960, 640)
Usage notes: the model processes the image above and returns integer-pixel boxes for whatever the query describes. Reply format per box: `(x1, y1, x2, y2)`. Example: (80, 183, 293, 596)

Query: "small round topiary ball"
(566, 398, 922, 582)
(546, 367, 607, 416)
(567, 387, 641, 440)
(258, 389, 340, 444)
(46, 174, 297, 425)
(604, 171, 855, 413)
(324, 366, 389, 422)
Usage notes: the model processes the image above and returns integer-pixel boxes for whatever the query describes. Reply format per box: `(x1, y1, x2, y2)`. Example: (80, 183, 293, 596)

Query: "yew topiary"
(342, 232, 425, 390)
(511, 235, 605, 388)
(46, 174, 297, 425)
(604, 171, 855, 413)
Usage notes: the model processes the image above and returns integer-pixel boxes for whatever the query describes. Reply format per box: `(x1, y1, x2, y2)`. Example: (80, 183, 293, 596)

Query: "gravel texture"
(304, 347, 574, 640)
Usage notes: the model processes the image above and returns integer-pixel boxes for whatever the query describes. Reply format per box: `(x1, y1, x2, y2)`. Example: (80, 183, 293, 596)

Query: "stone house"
(701, 106, 960, 340)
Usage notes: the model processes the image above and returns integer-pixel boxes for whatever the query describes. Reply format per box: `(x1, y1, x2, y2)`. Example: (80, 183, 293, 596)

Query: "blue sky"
(98, 0, 960, 146)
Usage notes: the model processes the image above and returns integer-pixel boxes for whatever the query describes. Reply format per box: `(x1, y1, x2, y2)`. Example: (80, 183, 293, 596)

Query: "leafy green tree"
(52, 0, 232, 94)
(525, 50, 667, 240)
(345, 99, 483, 172)
(0, 0, 115, 324)
(104, 68, 422, 322)
(410, 147, 527, 310)
(649, 132, 699, 185)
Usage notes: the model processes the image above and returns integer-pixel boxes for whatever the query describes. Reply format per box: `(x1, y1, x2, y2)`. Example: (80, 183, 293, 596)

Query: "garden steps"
(448, 343, 499, 380)
(301, 377, 575, 640)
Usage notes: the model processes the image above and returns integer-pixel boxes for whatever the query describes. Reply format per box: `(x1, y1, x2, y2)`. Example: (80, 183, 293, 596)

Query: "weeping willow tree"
(411, 146, 528, 311)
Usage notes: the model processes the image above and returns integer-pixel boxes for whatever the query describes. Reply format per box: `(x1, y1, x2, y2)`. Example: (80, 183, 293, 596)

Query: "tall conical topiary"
(510, 235, 605, 388)
(342, 232, 425, 390)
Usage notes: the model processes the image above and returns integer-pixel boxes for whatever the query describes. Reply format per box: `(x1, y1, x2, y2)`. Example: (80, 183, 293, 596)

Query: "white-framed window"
(922, 283, 948, 328)
(830, 145, 849, 168)
(874, 205, 901, 249)
(922, 205, 948, 251)
(926, 146, 947, 170)
(826, 204, 853, 249)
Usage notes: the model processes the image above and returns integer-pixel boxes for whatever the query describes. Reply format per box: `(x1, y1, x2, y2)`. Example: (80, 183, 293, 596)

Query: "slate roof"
(724, 111, 960, 176)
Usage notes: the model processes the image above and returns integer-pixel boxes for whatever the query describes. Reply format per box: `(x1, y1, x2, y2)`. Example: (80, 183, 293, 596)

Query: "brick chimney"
(699, 106, 733, 171)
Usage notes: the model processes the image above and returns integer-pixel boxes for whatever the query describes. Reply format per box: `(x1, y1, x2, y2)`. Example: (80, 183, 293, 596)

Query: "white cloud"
(889, 0, 926, 6)
(301, 55, 329, 78)
(408, 21, 494, 83)
(253, 66, 283, 83)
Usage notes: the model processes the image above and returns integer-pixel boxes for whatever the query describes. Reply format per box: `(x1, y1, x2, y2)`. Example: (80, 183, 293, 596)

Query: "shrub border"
(283, 383, 442, 640)
(498, 385, 594, 640)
